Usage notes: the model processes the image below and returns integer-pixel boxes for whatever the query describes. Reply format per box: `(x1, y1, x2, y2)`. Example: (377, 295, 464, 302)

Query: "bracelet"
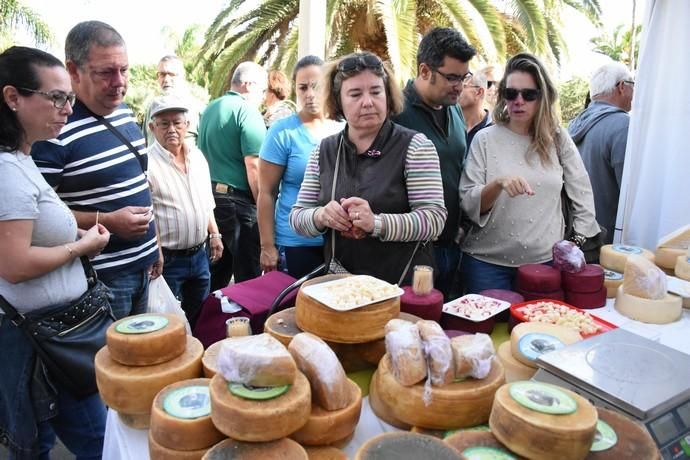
(569, 233, 587, 248)
(64, 244, 75, 257)
(372, 214, 383, 237)
(209, 233, 222, 239)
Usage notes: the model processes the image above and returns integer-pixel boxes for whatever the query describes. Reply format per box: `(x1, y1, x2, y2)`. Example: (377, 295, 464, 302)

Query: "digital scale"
(534, 328, 690, 459)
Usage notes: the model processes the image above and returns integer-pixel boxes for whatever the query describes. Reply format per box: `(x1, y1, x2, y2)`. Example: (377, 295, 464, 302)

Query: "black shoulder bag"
(94, 113, 147, 173)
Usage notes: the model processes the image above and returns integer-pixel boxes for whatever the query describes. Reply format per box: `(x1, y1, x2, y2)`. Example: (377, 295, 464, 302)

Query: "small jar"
(412, 265, 434, 296)
(226, 317, 251, 338)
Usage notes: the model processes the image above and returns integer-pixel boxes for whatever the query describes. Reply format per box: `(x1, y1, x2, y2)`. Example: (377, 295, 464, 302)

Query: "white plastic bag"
(147, 277, 192, 334)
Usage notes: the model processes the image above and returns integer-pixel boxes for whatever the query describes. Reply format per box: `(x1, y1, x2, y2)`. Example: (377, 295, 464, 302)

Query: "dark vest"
(318, 120, 434, 285)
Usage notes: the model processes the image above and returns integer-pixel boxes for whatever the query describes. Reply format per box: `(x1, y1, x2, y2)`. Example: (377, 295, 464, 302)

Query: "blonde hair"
(493, 53, 561, 165)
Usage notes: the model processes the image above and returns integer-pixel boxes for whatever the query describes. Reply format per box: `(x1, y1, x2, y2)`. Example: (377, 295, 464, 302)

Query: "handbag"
(0, 257, 115, 399)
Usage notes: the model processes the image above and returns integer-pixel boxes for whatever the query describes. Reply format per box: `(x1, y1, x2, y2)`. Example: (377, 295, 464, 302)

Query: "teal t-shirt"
(197, 91, 266, 192)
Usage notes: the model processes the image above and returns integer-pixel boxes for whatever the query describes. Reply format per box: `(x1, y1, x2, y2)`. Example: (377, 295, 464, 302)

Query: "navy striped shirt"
(31, 101, 159, 277)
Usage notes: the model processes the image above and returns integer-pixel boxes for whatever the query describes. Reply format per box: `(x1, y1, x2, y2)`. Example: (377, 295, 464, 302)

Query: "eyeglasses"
(157, 71, 178, 78)
(619, 80, 635, 88)
(503, 87, 541, 102)
(337, 54, 384, 73)
(154, 119, 187, 130)
(434, 69, 473, 84)
(19, 87, 76, 109)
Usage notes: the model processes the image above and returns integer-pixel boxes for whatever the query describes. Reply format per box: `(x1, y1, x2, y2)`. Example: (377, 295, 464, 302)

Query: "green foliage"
(124, 64, 159, 127)
(590, 24, 642, 67)
(559, 76, 589, 126)
(0, 0, 52, 47)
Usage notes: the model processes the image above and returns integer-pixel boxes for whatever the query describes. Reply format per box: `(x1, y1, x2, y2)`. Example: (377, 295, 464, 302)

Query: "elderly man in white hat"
(147, 95, 222, 328)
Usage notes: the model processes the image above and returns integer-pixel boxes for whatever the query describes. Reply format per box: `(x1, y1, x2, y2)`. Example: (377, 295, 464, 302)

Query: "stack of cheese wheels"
(675, 249, 690, 282)
(615, 255, 682, 324)
(209, 334, 311, 442)
(95, 313, 203, 428)
(586, 408, 661, 460)
(202, 438, 308, 459)
(603, 269, 624, 298)
(655, 224, 690, 271)
(202, 338, 230, 378)
(355, 433, 464, 460)
(510, 322, 583, 369)
(563, 264, 606, 309)
(490, 381, 598, 460)
(515, 264, 564, 301)
(304, 446, 348, 460)
(600, 244, 655, 273)
(368, 368, 411, 430)
(295, 275, 400, 344)
(149, 378, 225, 459)
(287, 332, 362, 446)
(445, 431, 523, 459)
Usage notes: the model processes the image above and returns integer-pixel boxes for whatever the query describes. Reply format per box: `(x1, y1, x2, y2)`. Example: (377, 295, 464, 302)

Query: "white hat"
(149, 95, 188, 118)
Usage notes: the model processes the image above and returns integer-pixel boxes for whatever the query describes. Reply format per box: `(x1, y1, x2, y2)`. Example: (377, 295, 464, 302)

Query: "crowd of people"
(0, 18, 634, 458)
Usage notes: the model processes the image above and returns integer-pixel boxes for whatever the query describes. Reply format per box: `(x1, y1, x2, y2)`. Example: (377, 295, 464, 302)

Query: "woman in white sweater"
(459, 53, 599, 293)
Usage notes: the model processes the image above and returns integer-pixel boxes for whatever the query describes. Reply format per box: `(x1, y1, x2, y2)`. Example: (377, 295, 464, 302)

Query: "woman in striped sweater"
(289, 52, 447, 285)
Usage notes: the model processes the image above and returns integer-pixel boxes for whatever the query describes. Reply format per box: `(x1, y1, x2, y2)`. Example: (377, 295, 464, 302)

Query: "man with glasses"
(568, 62, 634, 244)
(393, 27, 476, 300)
(460, 72, 492, 150)
(32, 20, 162, 320)
(197, 62, 267, 290)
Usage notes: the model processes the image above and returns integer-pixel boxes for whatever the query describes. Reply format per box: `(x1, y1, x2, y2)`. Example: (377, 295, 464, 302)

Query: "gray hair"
(231, 62, 267, 87)
(469, 72, 488, 89)
(65, 21, 125, 67)
(590, 62, 633, 98)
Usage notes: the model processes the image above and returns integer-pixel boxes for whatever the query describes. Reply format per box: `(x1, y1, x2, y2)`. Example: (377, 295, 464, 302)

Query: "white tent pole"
(298, 0, 326, 59)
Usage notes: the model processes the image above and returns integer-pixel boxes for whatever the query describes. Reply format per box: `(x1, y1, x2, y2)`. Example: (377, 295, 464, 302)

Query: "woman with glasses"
(289, 52, 447, 285)
(0, 46, 110, 459)
(459, 53, 599, 293)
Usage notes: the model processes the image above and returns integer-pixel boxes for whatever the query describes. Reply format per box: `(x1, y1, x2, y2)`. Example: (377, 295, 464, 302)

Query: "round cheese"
(622, 255, 667, 300)
(564, 286, 607, 309)
(96, 336, 203, 415)
(265, 307, 302, 347)
(510, 322, 582, 368)
(376, 354, 505, 429)
(614, 285, 682, 324)
(119, 412, 151, 429)
(410, 426, 447, 439)
(400, 286, 444, 322)
(216, 334, 297, 387)
(603, 269, 624, 298)
(675, 255, 690, 281)
(202, 438, 308, 460)
(304, 446, 348, 460)
(150, 378, 225, 451)
(496, 341, 536, 383)
(354, 432, 463, 460)
(515, 264, 562, 293)
(148, 430, 210, 460)
(516, 288, 565, 302)
(655, 247, 686, 270)
(368, 369, 411, 430)
(586, 407, 661, 460)
(209, 371, 311, 442)
(600, 244, 655, 273)
(445, 431, 522, 459)
(106, 313, 187, 366)
(562, 264, 605, 294)
(490, 382, 598, 460)
(295, 275, 400, 344)
(202, 339, 231, 378)
(290, 378, 362, 446)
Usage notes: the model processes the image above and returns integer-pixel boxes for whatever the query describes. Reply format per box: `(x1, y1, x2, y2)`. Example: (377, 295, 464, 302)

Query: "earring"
(11, 107, 17, 112)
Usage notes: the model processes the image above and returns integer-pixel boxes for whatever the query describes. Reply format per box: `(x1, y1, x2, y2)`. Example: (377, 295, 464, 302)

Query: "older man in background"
(459, 71, 492, 150)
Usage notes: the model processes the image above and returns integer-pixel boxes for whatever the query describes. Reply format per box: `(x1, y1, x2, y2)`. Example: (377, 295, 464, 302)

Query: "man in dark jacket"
(568, 62, 634, 244)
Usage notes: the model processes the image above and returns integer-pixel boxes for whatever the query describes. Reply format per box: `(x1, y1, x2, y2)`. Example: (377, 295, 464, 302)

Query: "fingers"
(500, 176, 535, 197)
(320, 202, 350, 231)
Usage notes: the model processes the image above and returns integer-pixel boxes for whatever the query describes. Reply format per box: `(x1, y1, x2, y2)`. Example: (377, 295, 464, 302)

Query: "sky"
(19, 0, 644, 81)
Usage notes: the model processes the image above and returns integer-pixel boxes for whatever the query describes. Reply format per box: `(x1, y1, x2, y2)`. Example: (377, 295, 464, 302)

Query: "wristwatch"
(569, 232, 587, 248)
(209, 233, 223, 240)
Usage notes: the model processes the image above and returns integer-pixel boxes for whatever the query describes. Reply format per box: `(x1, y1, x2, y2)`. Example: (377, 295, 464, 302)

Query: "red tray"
(510, 299, 617, 338)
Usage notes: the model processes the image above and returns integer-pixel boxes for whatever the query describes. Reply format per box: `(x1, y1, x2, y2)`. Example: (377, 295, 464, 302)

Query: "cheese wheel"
(676, 255, 690, 281)
(265, 307, 302, 347)
(149, 430, 210, 460)
(150, 378, 225, 451)
(657, 224, 690, 250)
(564, 286, 607, 309)
(496, 341, 536, 383)
(295, 275, 400, 343)
(510, 322, 582, 368)
(562, 265, 605, 294)
(516, 288, 565, 302)
(410, 426, 447, 439)
(445, 431, 524, 459)
(622, 255, 667, 300)
(376, 354, 505, 429)
(209, 371, 311, 442)
(202, 438, 308, 460)
(216, 333, 297, 387)
(119, 412, 151, 429)
(304, 446, 348, 460)
(515, 264, 562, 292)
(106, 313, 187, 366)
(399, 286, 444, 321)
(451, 334, 495, 380)
(354, 432, 463, 460)
(368, 369, 412, 430)
(384, 319, 427, 386)
(490, 382, 598, 460)
(288, 332, 351, 411)
(603, 269, 624, 298)
(95, 336, 203, 415)
(290, 379, 362, 446)
(586, 408, 661, 460)
(202, 339, 231, 378)
(418, 320, 454, 386)
(614, 285, 682, 324)
(600, 244, 655, 273)
(655, 247, 686, 270)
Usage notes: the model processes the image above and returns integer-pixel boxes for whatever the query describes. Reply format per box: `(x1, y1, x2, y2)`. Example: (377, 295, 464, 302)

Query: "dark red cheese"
(562, 264, 605, 294)
(553, 240, 586, 273)
(515, 264, 562, 292)
(400, 287, 444, 322)
(516, 288, 565, 302)
(440, 312, 495, 334)
(565, 286, 607, 309)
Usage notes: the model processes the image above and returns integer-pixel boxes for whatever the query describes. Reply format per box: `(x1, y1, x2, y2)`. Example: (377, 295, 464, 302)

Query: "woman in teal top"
(258, 55, 342, 278)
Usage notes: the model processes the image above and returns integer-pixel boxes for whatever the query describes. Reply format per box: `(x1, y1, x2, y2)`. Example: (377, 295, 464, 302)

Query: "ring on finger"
(355, 212, 360, 220)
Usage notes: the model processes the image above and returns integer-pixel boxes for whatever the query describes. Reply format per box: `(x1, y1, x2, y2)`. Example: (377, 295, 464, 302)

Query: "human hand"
(209, 237, 224, 264)
(76, 223, 110, 259)
(103, 206, 152, 239)
(315, 201, 351, 232)
(260, 245, 279, 272)
(340, 197, 375, 235)
(149, 250, 164, 279)
(496, 176, 534, 197)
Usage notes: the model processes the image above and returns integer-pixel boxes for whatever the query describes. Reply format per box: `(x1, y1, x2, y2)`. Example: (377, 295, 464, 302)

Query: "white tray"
(442, 294, 511, 322)
(302, 275, 404, 312)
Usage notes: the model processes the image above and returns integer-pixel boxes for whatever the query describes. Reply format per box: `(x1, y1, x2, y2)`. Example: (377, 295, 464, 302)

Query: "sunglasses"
(19, 87, 76, 109)
(337, 54, 384, 73)
(503, 87, 541, 102)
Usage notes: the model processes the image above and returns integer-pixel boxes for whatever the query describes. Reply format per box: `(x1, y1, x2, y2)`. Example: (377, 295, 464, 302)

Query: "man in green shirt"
(197, 62, 267, 290)
(393, 27, 476, 300)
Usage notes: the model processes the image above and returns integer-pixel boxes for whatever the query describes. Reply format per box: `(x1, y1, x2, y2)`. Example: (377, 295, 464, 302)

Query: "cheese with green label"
(107, 313, 186, 366)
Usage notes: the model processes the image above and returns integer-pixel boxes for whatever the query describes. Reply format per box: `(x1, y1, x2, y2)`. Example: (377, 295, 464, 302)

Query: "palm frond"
(510, 0, 549, 55)
(467, 0, 508, 61)
(435, 0, 486, 60)
(0, 0, 52, 46)
(374, 0, 418, 81)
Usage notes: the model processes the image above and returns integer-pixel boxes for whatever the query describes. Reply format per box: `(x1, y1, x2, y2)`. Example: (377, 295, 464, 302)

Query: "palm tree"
(197, 0, 602, 97)
(0, 0, 52, 49)
(590, 23, 641, 67)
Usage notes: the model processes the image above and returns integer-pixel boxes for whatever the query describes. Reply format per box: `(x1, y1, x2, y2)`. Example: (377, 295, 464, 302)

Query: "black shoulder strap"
(94, 114, 146, 174)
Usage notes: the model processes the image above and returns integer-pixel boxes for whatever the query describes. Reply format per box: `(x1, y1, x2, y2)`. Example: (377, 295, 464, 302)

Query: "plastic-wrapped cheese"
(106, 313, 187, 366)
(217, 333, 296, 387)
(622, 255, 667, 300)
(676, 255, 690, 281)
(202, 438, 308, 460)
(553, 240, 586, 274)
(600, 244, 655, 273)
(615, 285, 682, 324)
(510, 322, 582, 368)
(496, 341, 536, 383)
(354, 432, 463, 460)
(384, 319, 426, 386)
(450, 333, 495, 380)
(417, 320, 454, 386)
(288, 332, 351, 411)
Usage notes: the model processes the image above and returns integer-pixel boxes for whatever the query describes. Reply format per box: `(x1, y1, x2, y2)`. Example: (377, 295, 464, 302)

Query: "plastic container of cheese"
(301, 275, 404, 311)
(510, 299, 616, 338)
(440, 294, 511, 334)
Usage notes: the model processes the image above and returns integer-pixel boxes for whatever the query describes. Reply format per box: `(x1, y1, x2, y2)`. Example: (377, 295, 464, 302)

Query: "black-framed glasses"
(503, 87, 541, 102)
(434, 69, 473, 84)
(337, 53, 384, 73)
(19, 87, 76, 109)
